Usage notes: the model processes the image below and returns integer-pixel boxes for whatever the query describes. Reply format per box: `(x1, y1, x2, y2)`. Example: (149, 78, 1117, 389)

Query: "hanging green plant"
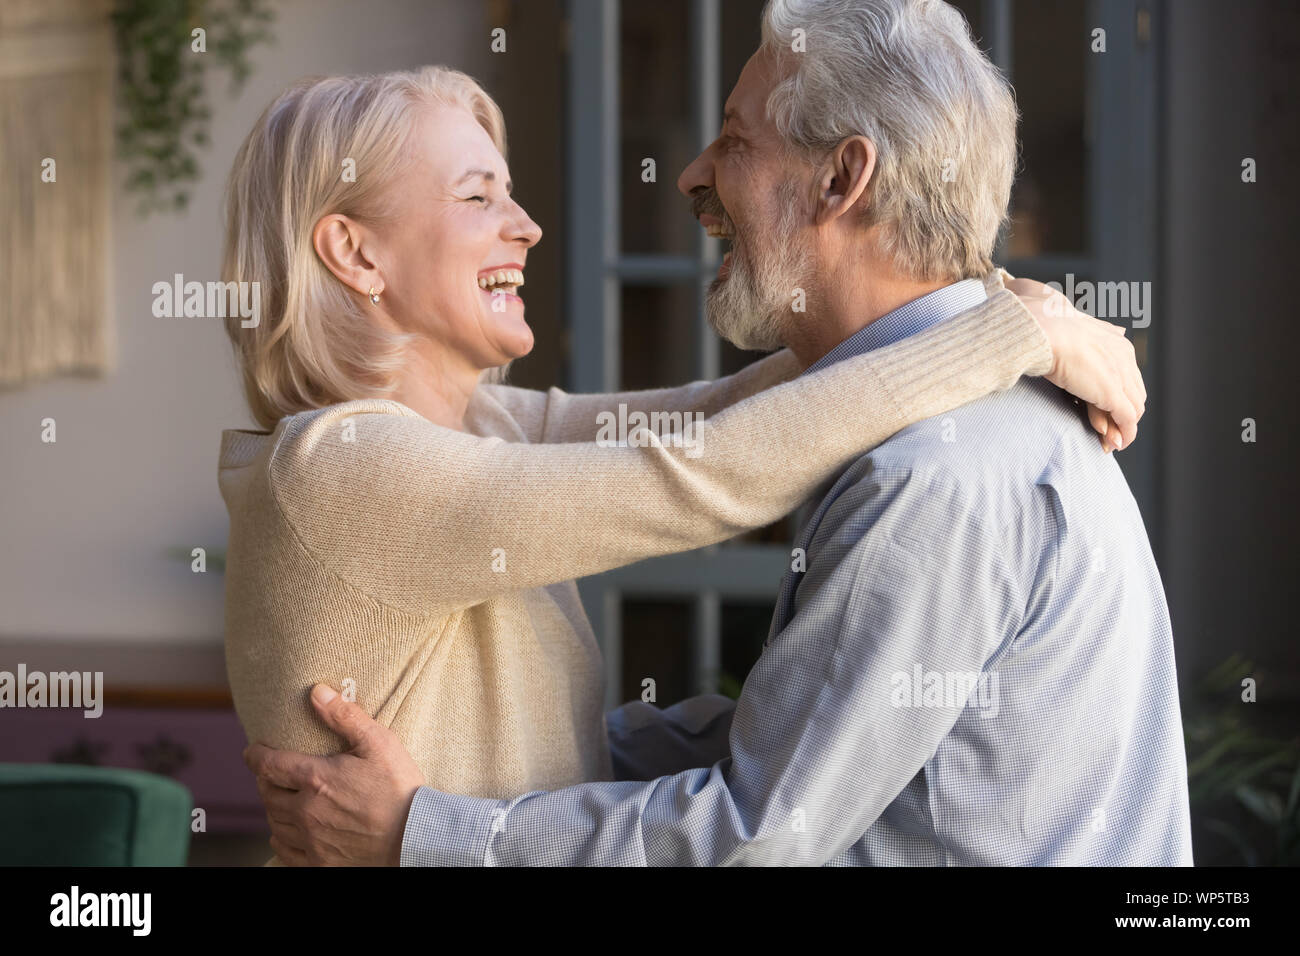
(110, 0, 275, 216)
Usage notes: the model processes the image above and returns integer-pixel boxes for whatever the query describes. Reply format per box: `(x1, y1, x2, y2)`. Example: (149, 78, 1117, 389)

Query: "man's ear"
(312, 213, 383, 297)
(815, 135, 876, 226)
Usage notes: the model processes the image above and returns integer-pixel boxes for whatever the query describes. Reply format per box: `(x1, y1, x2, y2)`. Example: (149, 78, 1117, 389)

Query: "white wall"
(0, 0, 493, 643)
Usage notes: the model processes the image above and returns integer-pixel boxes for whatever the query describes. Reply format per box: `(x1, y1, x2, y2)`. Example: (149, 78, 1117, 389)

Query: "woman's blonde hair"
(221, 65, 506, 430)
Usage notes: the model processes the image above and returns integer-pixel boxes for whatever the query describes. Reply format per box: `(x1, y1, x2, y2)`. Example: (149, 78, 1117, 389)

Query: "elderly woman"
(218, 66, 1139, 862)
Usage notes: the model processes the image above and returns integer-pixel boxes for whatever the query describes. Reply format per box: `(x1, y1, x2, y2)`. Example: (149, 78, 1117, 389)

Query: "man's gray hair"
(761, 0, 1018, 281)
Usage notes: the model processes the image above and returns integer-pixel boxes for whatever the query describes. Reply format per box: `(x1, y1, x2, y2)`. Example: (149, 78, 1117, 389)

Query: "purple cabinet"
(0, 702, 266, 834)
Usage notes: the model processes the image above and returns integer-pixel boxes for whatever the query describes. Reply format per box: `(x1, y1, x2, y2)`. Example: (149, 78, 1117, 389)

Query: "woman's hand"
(1007, 277, 1147, 453)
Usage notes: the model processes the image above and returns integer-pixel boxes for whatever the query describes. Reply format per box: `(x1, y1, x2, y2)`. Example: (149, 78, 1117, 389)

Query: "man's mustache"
(690, 188, 734, 231)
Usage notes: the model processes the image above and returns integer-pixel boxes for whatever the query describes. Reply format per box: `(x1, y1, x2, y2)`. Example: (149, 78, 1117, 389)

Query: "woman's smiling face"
(376, 104, 541, 369)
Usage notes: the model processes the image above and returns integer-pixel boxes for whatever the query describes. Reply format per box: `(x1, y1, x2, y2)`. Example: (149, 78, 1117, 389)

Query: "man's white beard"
(705, 183, 811, 352)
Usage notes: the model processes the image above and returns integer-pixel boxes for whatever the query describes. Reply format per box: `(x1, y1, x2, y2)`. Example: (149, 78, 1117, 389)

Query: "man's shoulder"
(878, 375, 1083, 458)
(859, 378, 1096, 479)
(817, 379, 1096, 539)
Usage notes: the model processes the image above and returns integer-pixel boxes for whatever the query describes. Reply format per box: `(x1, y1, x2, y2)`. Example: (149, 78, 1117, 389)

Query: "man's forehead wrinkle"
(726, 50, 793, 136)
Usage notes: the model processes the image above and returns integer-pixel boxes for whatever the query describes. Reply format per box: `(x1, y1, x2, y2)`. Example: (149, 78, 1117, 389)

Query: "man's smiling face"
(677, 47, 815, 351)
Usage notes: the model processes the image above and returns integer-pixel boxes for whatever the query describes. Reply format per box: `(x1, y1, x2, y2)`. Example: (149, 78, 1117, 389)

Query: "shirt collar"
(802, 278, 987, 376)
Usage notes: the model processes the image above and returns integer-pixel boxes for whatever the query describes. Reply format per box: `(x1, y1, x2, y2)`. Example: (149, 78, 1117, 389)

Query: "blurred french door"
(564, 0, 1160, 709)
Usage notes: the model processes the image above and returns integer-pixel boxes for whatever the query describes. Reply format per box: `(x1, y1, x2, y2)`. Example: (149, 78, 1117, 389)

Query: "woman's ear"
(312, 214, 382, 297)
(815, 135, 876, 226)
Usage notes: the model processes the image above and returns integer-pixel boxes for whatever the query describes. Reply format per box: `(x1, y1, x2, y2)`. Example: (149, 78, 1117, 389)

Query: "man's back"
(779, 377, 1192, 864)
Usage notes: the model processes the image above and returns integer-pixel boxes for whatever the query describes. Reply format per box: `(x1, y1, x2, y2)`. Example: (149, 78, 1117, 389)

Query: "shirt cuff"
(399, 786, 503, 866)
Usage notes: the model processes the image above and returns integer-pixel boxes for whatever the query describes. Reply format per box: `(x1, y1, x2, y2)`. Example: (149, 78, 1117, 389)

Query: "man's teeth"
(704, 224, 735, 239)
(478, 268, 525, 289)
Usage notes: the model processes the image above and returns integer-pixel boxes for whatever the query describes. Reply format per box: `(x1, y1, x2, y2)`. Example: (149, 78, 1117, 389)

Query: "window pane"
(718, 339, 775, 377)
(619, 0, 696, 255)
(620, 284, 696, 390)
(718, 335, 797, 546)
(1009, 0, 1089, 256)
(719, 600, 776, 697)
(721, 0, 767, 93)
(947, 0, 985, 49)
(621, 598, 692, 705)
(724, 516, 798, 548)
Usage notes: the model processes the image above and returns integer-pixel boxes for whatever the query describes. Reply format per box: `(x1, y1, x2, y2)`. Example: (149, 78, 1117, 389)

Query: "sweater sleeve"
(480, 268, 1024, 445)
(268, 288, 1050, 618)
(477, 349, 801, 444)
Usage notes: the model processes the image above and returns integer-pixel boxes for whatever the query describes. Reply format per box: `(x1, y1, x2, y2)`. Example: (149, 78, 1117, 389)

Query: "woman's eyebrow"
(455, 168, 513, 193)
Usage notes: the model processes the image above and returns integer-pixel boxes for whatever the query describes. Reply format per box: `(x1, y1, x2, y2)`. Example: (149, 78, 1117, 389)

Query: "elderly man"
(246, 0, 1185, 865)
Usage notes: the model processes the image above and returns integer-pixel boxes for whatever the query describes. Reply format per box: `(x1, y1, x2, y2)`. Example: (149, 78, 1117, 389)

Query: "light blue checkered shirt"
(401, 280, 1193, 866)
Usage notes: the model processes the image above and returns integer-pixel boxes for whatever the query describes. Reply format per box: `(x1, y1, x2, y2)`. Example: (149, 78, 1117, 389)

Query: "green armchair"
(0, 763, 192, 866)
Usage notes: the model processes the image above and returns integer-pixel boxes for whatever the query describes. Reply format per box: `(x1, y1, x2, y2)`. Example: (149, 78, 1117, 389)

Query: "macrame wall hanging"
(0, 0, 114, 387)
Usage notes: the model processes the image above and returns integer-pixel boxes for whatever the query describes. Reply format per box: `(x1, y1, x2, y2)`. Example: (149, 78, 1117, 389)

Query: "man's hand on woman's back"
(243, 683, 423, 866)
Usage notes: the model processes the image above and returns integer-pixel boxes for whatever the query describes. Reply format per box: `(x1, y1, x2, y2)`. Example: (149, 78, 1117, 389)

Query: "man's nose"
(677, 145, 714, 199)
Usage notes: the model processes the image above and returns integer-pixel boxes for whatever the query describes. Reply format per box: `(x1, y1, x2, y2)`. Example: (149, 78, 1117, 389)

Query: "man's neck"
(783, 267, 950, 371)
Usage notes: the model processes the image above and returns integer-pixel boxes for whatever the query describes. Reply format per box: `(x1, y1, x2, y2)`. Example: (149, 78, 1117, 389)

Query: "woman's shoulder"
(267, 398, 452, 493)
(220, 399, 419, 481)
(261, 399, 461, 551)
(279, 397, 423, 433)
(275, 398, 429, 448)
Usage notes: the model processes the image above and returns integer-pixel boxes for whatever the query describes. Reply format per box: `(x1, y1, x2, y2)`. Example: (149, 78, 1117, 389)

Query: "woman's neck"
(387, 337, 481, 431)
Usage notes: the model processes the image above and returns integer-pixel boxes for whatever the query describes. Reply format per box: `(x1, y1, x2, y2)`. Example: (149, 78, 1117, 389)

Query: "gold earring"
(368, 286, 381, 304)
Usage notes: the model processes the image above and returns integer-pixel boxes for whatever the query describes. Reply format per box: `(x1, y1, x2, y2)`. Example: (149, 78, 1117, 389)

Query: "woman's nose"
(507, 201, 542, 247)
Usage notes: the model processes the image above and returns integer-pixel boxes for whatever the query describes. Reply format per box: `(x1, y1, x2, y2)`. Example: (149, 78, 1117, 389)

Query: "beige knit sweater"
(218, 281, 1051, 839)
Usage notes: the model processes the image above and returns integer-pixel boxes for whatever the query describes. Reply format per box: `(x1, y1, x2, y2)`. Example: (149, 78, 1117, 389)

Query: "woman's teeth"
(478, 268, 525, 291)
